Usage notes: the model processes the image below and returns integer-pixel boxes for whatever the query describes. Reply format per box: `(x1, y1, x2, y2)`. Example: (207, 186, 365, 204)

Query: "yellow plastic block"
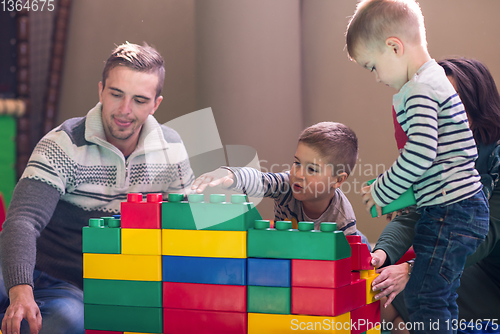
(162, 229, 246, 258)
(83, 253, 161, 281)
(122, 228, 161, 255)
(248, 312, 350, 333)
(360, 269, 379, 304)
(367, 323, 382, 334)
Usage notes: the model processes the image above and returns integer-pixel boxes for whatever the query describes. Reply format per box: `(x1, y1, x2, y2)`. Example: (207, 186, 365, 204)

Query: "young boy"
(191, 121, 370, 247)
(346, 0, 489, 332)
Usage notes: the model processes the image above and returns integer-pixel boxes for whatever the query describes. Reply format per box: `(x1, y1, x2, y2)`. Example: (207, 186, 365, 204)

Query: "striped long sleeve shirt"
(227, 167, 358, 235)
(371, 60, 482, 208)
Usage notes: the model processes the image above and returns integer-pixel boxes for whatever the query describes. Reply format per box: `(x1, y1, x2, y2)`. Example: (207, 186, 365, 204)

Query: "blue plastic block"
(162, 256, 247, 285)
(247, 258, 291, 287)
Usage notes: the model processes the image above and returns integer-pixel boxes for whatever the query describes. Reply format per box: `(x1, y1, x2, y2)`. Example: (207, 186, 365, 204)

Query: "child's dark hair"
(298, 122, 358, 176)
(439, 57, 500, 145)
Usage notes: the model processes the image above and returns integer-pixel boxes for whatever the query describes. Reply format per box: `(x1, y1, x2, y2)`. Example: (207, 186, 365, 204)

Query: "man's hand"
(361, 185, 382, 217)
(2, 284, 42, 334)
(371, 263, 411, 308)
(370, 249, 387, 268)
(191, 168, 235, 193)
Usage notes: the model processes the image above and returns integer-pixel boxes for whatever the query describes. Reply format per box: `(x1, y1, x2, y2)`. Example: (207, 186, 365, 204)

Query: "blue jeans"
(405, 190, 489, 334)
(0, 270, 84, 334)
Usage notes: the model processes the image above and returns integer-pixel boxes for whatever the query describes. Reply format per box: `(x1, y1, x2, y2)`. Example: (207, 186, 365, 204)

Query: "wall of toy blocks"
(83, 192, 381, 334)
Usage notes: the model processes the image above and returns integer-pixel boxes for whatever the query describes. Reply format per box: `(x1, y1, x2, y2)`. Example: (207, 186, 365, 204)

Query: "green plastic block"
(247, 221, 351, 260)
(0, 165, 16, 206)
(247, 286, 291, 314)
(162, 193, 262, 230)
(0, 139, 15, 164)
(367, 179, 416, 217)
(84, 304, 162, 333)
(0, 116, 16, 139)
(82, 218, 121, 254)
(83, 279, 162, 307)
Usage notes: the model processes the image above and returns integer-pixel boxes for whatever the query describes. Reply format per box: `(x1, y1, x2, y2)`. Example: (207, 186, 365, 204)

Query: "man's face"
(99, 66, 163, 155)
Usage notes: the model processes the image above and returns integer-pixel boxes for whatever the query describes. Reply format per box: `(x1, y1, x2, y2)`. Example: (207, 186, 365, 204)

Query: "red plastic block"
(291, 278, 366, 316)
(85, 331, 122, 334)
(163, 282, 246, 312)
(395, 246, 416, 264)
(291, 257, 351, 288)
(0, 192, 5, 232)
(347, 235, 373, 271)
(120, 193, 163, 229)
(163, 308, 247, 334)
(351, 301, 381, 334)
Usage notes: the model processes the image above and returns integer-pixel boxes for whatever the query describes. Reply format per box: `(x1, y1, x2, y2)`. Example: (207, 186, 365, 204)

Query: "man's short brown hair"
(102, 42, 165, 98)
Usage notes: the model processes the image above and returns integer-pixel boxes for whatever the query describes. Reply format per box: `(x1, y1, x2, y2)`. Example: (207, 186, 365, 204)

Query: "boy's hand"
(385, 207, 410, 222)
(370, 249, 387, 268)
(191, 168, 235, 193)
(361, 185, 382, 217)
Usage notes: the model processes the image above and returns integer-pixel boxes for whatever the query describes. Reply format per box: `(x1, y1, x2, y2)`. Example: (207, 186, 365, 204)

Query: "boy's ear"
(385, 37, 404, 56)
(331, 172, 348, 189)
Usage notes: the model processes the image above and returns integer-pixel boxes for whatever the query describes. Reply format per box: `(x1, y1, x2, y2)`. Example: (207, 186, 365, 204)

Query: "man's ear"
(150, 95, 163, 115)
(385, 37, 404, 56)
(98, 81, 104, 104)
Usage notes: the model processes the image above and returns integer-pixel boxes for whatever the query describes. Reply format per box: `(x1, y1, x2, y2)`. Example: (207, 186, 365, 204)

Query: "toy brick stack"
(82, 192, 381, 334)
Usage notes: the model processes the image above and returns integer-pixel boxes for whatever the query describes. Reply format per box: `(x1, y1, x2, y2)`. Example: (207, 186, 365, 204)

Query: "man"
(0, 42, 194, 334)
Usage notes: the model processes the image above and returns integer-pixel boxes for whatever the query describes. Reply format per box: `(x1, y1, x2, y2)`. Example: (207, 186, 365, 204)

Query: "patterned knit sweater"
(0, 103, 194, 291)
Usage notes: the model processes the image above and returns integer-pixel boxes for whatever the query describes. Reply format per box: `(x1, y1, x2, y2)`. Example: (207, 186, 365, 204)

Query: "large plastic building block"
(350, 301, 381, 334)
(84, 304, 162, 333)
(162, 229, 246, 258)
(291, 278, 366, 317)
(291, 257, 351, 289)
(247, 221, 351, 261)
(395, 246, 416, 264)
(162, 193, 262, 230)
(247, 258, 291, 287)
(163, 308, 247, 334)
(82, 218, 121, 254)
(247, 285, 290, 314)
(367, 324, 382, 334)
(83, 279, 162, 307)
(367, 179, 416, 217)
(0, 193, 5, 232)
(162, 255, 246, 285)
(83, 254, 161, 281)
(360, 269, 379, 304)
(121, 228, 161, 255)
(163, 282, 246, 312)
(121, 193, 163, 229)
(247, 312, 350, 334)
(85, 330, 122, 334)
(347, 235, 373, 271)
